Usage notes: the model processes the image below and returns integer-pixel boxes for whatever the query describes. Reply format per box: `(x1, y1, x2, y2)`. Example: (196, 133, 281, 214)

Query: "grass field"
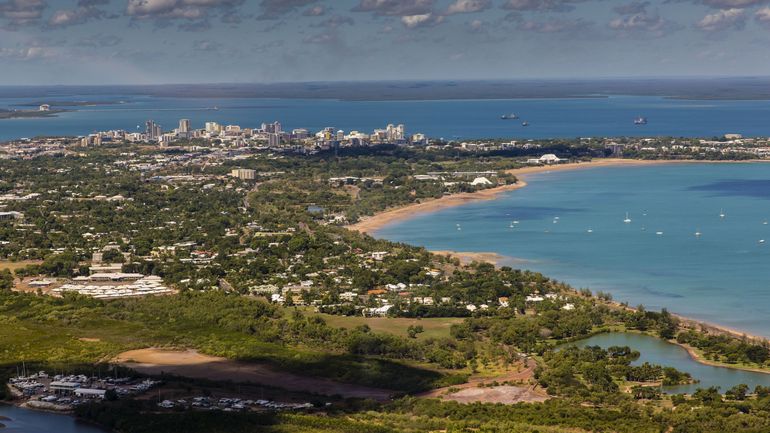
(302, 309, 462, 340)
(0, 260, 42, 272)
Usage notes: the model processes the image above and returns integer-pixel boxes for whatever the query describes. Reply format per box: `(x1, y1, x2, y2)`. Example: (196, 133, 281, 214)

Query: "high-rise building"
(146, 120, 156, 139)
(179, 119, 190, 133)
(273, 121, 282, 133)
(268, 133, 281, 147)
(145, 120, 162, 141)
(205, 122, 222, 133)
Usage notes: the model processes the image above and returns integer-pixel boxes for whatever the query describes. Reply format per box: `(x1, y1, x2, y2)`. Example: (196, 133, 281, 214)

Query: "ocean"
(376, 163, 770, 338)
(4, 93, 770, 141)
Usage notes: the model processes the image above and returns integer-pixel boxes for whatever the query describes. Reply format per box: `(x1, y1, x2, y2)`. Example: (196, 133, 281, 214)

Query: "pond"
(565, 332, 770, 394)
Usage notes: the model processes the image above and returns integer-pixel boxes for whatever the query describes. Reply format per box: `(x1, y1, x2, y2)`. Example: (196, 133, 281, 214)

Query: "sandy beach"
(347, 158, 693, 235)
(347, 157, 770, 374)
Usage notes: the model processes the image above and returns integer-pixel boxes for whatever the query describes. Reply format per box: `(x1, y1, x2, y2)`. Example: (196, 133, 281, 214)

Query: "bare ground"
(114, 348, 393, 401)
(418, 358, 550, 404)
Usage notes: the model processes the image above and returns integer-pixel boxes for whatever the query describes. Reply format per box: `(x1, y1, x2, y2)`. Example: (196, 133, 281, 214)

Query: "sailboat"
(623, 212, 632, 224)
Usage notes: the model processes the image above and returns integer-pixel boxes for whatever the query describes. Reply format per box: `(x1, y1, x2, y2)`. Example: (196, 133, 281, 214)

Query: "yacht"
(720, 209, 726, 219)
(634, 117, 648, 125)
(695, 230, 702, 237)
(521, 121, 530, 127)
(656, 231, 664, 235)
(623, 212, 632, 224)
(760, 239, 766, 244)
(587, 229, 593, 233)
(500, 114, 519, 120)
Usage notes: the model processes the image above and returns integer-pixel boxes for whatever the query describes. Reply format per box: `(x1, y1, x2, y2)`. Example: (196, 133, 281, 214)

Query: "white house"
(471, 177, 493, 186)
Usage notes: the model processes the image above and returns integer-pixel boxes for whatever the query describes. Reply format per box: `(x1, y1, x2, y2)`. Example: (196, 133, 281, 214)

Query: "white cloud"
(401, 12, 443, 28)
(445, 0, 490, 15)
(696, 8, 745, 32)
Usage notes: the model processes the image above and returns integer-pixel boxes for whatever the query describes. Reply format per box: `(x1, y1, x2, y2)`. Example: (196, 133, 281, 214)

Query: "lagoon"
(567, 333, 770, 394)
(377, 163, 770, 338)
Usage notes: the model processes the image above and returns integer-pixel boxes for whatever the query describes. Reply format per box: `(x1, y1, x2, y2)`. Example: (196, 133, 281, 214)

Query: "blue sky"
(1, 0, 770, 84)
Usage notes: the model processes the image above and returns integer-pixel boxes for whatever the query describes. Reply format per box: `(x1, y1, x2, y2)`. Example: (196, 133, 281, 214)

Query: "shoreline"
(348, 157, 770, 376)
(347, 158, 712, 235)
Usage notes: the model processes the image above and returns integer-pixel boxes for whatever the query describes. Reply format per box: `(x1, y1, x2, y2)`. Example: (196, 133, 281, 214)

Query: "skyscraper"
(179, 119, 190, 133)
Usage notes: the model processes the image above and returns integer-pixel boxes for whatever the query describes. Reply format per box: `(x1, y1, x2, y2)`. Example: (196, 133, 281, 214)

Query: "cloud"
(468, 18, 485, 31)
(313, 14, 354, 28)
(609, 1, 680, 36)
(696, 8, 746, 31)
(48, 1, 112, 28)
(401, 12, 443, 28)
(258, 0, 317, 19)
(352, 0, 435, 17)
(76, 33, 122, 47)
(699, 0, 768, 8)
(126, 0, 244, 22)
(501, 0, 596, 12)
(756, 6, 770, 26)
(193, 39, 221, 51)
(445, 0, 491, 15)
(0, 0, 47, 27)
(613, 0, 649, 14)
(516, 17, 594, 33)
(302, 5, 325, 16)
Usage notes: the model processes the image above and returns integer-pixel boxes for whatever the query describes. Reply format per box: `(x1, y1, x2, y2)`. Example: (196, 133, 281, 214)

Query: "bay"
(377, 163, 770, 338)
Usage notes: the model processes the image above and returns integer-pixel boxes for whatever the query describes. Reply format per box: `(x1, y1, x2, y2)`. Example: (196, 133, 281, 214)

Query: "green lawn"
(304, 309, 462, 340)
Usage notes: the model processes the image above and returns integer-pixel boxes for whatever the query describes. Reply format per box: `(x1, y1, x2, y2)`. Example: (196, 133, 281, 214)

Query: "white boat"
(695, 230, 702, 237)
(512, 220, 519, 225)
(760, 239, 766, 244)
(587, 229, 593, 233)
(764, 221, 768, 225)
(720, 209, 726, 219)
(656, 231, 664, 235)
(623, 212, 632, 224)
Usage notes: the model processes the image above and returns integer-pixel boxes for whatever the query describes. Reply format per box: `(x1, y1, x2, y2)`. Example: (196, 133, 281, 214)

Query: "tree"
(407, 325, 424, 339)
(0, 269, 13, 290)
(725, 383, 749, 401)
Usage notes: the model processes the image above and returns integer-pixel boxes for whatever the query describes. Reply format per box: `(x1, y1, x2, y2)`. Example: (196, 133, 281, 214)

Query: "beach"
(349, 157, 770, 375)
(347, 158, 692, 235)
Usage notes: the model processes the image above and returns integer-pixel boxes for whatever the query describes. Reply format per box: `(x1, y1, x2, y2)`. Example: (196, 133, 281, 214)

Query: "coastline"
(348, 157, 770, 376)
(347, 158, 699, 235)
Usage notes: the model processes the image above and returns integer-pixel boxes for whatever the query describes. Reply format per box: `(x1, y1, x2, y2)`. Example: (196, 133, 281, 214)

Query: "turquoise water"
(377, 163, 770, 338)
(0, 405, 107, 432)
(5, 94, 770, 141)
(567, 333, 770, 394)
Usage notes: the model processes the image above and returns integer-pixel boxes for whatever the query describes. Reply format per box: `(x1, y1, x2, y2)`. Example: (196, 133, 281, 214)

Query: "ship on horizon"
(634, 116, 648, 125)
(500, 113, 519, 120)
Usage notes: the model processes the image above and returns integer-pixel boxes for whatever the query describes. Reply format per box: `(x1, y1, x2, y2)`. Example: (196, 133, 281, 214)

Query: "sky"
(1, 0, 770, 84)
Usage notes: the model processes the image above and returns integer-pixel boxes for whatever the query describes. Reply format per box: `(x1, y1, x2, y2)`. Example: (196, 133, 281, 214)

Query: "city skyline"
(2, 0, 770, 85)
